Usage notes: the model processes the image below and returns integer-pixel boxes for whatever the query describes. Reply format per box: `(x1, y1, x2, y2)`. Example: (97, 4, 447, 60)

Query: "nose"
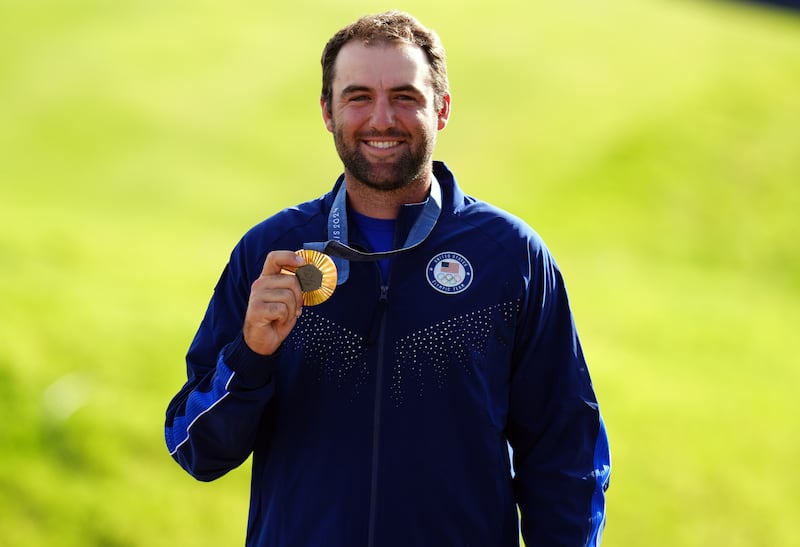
(369, 96, 395, 131)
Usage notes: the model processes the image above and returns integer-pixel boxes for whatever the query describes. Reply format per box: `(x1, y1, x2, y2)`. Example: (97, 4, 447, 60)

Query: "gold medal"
(281, 249, 337, 306)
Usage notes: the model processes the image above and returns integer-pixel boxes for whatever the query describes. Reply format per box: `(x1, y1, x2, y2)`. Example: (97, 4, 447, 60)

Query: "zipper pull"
(367, 285, 389, 346)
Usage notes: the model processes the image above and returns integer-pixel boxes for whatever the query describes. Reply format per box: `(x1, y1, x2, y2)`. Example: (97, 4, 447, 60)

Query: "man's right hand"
(243, 250, 306, 356)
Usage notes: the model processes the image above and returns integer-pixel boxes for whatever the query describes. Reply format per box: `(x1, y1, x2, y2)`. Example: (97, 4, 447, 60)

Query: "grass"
(1, 0, 799, 545)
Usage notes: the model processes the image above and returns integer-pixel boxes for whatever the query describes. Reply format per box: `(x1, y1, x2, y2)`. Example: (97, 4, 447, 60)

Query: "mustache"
(356, 129, 410, 139)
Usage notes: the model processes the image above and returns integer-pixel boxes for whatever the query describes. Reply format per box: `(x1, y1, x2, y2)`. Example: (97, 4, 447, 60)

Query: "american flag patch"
(426, 252, 473, 295)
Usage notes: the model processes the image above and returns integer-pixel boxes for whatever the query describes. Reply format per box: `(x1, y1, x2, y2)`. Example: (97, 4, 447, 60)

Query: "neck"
(344, 172, 432, 219)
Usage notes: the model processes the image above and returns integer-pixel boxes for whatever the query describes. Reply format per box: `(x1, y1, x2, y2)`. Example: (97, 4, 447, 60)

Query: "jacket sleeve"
(164, 245, 278, 482)
(507, 241, 611, 546)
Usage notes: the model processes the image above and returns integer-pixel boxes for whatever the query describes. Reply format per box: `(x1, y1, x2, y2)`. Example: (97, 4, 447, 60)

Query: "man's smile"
(365, 140, 402, 149)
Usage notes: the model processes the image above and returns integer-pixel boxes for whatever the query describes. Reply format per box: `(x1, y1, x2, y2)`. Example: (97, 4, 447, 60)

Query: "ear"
(437, 94, 451, 131)
(320, 97, 334, 132)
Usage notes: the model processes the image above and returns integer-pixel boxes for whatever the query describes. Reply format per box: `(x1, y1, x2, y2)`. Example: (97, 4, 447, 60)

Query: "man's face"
(322, 41, 450, 192)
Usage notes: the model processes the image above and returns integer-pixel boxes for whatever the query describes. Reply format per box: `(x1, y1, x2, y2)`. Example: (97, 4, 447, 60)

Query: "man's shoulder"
(435, 162, 535, 233)
(241, 191, 333, 249)
(455, 194, 539, 238)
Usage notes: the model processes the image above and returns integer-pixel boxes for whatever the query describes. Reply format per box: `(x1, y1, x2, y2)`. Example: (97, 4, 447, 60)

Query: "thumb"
(262, 250, 305, 276)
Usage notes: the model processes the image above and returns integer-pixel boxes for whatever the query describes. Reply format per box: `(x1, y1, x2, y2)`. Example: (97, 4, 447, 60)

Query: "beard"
(331, 124, 435, 192)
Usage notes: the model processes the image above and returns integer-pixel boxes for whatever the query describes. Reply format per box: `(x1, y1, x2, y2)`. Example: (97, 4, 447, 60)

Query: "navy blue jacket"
(165, 162, 610, 546)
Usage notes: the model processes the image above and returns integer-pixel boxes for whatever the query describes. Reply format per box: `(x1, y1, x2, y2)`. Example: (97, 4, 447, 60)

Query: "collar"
(304, 172, 443, 285)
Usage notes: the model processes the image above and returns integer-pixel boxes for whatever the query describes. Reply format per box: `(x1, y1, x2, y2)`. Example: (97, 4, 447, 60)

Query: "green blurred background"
(2, 0, 799, 545)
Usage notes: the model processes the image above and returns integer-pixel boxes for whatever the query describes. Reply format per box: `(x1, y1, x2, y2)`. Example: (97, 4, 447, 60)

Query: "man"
(165, 10, 610, 547)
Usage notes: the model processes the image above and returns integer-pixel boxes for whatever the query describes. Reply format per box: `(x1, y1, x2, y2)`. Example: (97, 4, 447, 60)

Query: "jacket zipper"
(366, 284, 389, 547)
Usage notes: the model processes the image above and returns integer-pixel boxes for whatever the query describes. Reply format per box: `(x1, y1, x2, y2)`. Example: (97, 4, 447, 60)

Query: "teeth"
(367, 141, 400, 149)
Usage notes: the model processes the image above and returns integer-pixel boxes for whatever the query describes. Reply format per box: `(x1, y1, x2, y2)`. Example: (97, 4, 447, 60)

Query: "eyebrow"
(340, 85, 371, 96)
(340, 84, 425, 96)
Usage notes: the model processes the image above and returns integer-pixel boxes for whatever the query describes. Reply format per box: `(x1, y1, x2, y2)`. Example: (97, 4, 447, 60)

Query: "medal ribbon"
(304, 176, 442, 284)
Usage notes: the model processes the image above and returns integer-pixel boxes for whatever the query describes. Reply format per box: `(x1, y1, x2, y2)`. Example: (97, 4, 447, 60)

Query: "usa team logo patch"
(426, 252, 473, 294)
